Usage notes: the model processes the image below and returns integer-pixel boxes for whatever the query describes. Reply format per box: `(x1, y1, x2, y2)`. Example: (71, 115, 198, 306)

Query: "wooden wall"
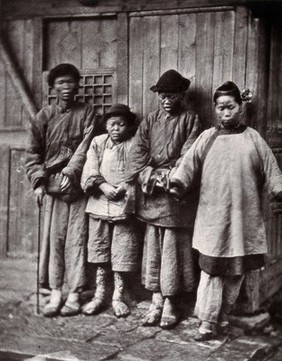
(0, 14, 119, 256)
(128, 6, 271, 132)
(44, 17, 117, 70)
(259, 19, 282, 306)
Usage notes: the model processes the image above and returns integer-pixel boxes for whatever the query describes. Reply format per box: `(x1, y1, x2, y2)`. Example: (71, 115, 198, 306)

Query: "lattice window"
(43, 69, 116, 115)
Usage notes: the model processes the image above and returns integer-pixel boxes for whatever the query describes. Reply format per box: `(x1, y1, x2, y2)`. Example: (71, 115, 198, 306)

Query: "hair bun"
(240, 89, 252, 102)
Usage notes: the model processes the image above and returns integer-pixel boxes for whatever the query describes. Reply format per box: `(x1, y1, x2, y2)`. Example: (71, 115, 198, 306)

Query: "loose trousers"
(40, 195, 88, 293)
(194, 270, 245, 323)
(142, 224, 195, 296)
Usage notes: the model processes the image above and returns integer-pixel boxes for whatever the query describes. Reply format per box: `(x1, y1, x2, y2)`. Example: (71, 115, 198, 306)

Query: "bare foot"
(112, 300, 130, 317)
(82, 297, 106, 315)
(160, 297, 179, 329)
(142, 303, 162, 326)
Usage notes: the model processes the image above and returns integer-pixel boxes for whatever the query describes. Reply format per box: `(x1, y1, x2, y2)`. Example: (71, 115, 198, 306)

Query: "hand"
(34, 185, 46, 207)
(60, 175, 71, 192)
(155, 179, 163, 188)
(115, 183, 127, 198)
(99, 183, 119, 200)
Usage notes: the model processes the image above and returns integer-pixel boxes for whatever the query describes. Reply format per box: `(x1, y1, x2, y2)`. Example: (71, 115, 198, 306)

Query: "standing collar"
(216, 123, 247, 134)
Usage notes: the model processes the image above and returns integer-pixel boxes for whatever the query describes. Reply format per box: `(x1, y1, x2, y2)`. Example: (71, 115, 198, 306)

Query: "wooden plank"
(237, 270, 260, 314)
(0, 131, 27, 147)
(81, 20, 100, 70)
(116, 12, 128, 104)
(130, 6, 235, 16)
(129, 16, 144, 120)
(160, 14, 179, 73)
(0, 146, 10, 257)
(212, 11, 235, 93)
(233, 6, 248, 90)
(22, 162, 39, 255)
(0, 49, 6, 128)
(267, 23, 281, 136)
(31, 18, 43, 108)
(142, 16, 161, 116)
(195, 11, 215, 128)
(98, 18, 117, 69)
(21, 20, 35, 128)
(8, 149, 22, 256)
(259, 258, 282, 305)
(8, 149, 38, 256)
(0, 0, 239, 18)
(245, 14, 258, 129)
(46, 20, 82, 69)
(255, 19, 268, 135)
(266, 25, 276, 134)
(0, 20, 37, 123)
(3, 20, 25, 128)
(279, 28, 282, 128)
(178, 13, 197, 111)
(81, 17, 117, 70)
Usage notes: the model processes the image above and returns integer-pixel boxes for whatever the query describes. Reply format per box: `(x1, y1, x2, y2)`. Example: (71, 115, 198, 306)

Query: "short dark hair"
(48, 63, 80, 87)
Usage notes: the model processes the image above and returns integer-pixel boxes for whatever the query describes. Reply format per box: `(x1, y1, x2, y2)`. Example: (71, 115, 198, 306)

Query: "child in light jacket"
(81, 104, 140, 317)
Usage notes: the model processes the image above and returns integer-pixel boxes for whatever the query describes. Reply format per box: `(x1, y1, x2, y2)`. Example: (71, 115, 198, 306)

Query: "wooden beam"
(0, 35, 37, 121)
(0, 146, 10, 258)
(116, 12, 129, 104)
(129, 6, 234, 17)
(0, 0, 266, 19)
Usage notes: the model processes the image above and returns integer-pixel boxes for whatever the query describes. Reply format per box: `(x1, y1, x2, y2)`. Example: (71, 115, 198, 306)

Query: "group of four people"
(25, 63, 282, 341)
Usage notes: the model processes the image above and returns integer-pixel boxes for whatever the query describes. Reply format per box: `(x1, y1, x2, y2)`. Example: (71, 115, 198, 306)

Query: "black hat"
(48, 63, 80, 87)
(213, 81, 242, 105)
(103, 104, 136, 123)
(150, 69, 191, 93)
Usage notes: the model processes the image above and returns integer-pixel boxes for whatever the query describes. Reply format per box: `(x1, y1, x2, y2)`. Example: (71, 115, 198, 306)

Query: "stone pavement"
(0, 258, 282, 361)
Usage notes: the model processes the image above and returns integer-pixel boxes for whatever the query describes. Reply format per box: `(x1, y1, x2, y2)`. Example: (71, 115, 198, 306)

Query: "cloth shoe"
(60, 292, 81, 317)
(194, 321, 217, 341)
(42, 289, 62, 317)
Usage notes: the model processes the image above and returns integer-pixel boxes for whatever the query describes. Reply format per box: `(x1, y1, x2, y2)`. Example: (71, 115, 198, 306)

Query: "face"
(53, 75, 78, 102)
(215, 95, 242, 128)
(106, 116, 129, 143)
(158, 92, 184, 114)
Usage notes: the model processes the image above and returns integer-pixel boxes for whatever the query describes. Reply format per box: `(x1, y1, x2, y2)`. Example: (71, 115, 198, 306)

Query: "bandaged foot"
(82, 266, 107, 315)
(160, 297, 179, 329)
(112, 272, 130, 317)
(42, 289, 62, 317)
(142, 292, 164, 326)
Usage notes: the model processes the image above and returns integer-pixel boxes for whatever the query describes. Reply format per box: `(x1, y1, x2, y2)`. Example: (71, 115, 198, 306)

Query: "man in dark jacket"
(26, 63, 97, 317)
(125, 69, 201, 329)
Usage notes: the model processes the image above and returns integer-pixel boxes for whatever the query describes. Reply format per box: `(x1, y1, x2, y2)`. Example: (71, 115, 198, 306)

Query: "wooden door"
(128, 7, 249, 127)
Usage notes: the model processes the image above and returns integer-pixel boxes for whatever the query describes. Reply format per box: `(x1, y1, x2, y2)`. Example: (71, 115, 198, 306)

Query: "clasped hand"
(99, 183, 127, 201)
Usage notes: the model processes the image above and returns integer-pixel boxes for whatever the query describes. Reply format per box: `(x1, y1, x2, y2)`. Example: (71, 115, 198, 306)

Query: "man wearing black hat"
(26, 63, 98, 317)
(126, 69, 201, 329)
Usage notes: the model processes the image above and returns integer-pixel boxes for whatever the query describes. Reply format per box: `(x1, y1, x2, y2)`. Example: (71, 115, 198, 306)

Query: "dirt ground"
(1, 258, 282, 361)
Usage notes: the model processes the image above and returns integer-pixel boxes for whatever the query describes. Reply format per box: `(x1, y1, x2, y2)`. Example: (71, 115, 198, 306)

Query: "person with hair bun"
(170, 81, 282, 340)
(26, 63, 99, 317)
